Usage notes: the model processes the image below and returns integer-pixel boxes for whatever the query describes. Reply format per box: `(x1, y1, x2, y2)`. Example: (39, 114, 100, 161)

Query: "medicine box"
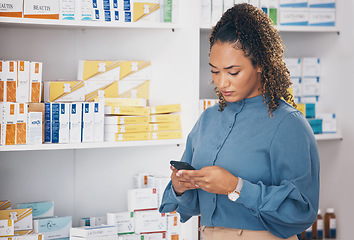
(93, 102, 104, 142)
(70, 225, 118, 238)
(49, 103, 60, 143)
(33, 216, 72, 240)
(302, 58, 321, 77)
(92, 0, 118, 10)
(104, 124, 150, 133)
(0, 208, 33, 230)
(84, 80, 119, 101)
(29, 62, 42, 103)
(134, 210, 166, 234)
(23, 0, 60, 19)
(107, 212, 134, 235)
(69, 102, 83, 143)
(17, 234, 44, 240)
(118, 80, 150, 99)
(150, 122, 181, 132)
(200, 0, 211, 24)
(300, 96, 320, 104)
(133, 0, 160, 22)
(71, 236, 118, 240)
(17, 201, 54, 219)
(17, 61, 30, 103)
(0, 0, 23, 17)
(0, 61, 4, 102)
(16, 103, 28, 145)
(78, 60, 121, 81)
(279, 0, 308, 7)
(28, 103, 45, 143)
(96, 98, 148, 107)
(302, 77, 320, 96)
(127, 188, 158, 212)
(149, 131, 182, 140)
(104, 132, 150, 142)
(44, 81, 85, 102)
(4, 61, 17, 102)
(78, 0, 93, 20)
(279, 7, 308, 26)
(284, 58, 302, 77)
(269, 0, 279, 25)
(166, 213, 180, 237)
(1, 102, 17, 146)
(150, 104, 181, 114)
(141, 233, 166, 240)
(149, 114, 180, 123)
(0, 219, 14, 237)
(119, 61, 151, 80)
(317, 113, 336, 133)
(0, 237, 19, 240)
(199, 99, 219, 112)
(82, 102, 94, 143)
(308, 118, 322, 134)
(14, 229, 34, 235)
(260, 0, 269, 15)
(60, 0, 76, 20)
(105, 106, 150, 116)
(148, 176, 170, 207)
(211, 0, 222, 25)
(134, 173, 150, 188)
(291, 77, 302, 97)
(0, 201, 11, 210)
(309, 8, 335, 26)
(92, 9, 119, 21)
(80, 216, 107, 227)
(308, 0, 335, 8)
(105, 116, 149, 125)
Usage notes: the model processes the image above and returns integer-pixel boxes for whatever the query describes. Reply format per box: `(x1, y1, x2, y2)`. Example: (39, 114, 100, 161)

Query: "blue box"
(17, 201, 54, 219)
(305, 103, 316, 118)
(308, 118, 322, 134)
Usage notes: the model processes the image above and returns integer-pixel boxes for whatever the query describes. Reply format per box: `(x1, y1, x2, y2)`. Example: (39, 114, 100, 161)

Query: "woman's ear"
(257, 66, 262, 73)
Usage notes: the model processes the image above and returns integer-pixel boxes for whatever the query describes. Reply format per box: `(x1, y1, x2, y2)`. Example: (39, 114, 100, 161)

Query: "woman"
(159, 3, 319, 240)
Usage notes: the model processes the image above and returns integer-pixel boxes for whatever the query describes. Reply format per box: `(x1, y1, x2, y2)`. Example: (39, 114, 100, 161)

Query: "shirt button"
(213, 198, 216, 203)
(217, 145, 221, 150)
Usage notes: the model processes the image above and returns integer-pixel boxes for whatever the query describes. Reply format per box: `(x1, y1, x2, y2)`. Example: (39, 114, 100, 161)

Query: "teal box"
(305, 103, 316, 118)
(17, 201, 54, 219)
(33, 216, 72, 240)
(308, 118, 322, 134)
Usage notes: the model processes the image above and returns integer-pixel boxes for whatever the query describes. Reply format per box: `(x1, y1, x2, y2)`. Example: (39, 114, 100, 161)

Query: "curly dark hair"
(209, 3, 296, 115)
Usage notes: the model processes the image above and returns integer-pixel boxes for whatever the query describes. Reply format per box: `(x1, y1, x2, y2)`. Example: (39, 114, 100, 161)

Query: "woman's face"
(209, 42, 262, 103)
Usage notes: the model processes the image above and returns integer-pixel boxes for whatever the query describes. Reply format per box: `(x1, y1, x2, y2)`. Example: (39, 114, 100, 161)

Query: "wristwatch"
(228, 177, 243, 202)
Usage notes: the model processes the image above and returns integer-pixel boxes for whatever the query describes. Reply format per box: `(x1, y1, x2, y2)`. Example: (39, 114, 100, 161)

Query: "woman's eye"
(229, 72, 239, 76)
(211, 70, 219, 74)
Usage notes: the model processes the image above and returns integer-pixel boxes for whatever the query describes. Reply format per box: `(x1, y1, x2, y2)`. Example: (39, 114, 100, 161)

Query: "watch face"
(228, 192, 239, 202)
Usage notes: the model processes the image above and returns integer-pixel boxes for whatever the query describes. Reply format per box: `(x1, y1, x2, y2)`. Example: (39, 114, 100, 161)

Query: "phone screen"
(170, 160, 195, 170)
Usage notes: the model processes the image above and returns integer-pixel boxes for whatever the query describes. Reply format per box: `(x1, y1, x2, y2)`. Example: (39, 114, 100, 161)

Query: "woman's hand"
(170, 166, 198, 196)
(178, 165, 239, 195)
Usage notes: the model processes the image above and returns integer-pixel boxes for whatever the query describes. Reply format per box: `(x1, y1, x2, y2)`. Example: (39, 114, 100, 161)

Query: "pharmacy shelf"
(0, 17, 179, 30)
(200, 24, 340, 33)
(315, 132, 342, 141)
(0, 139, 185, 152)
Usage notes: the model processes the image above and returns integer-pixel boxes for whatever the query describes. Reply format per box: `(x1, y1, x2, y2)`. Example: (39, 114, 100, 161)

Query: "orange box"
(4, 61, 17, 102)
(0, 61, 4, 102)
(0, 0, 23, 17)
(0, 102, 17, 145)
(29, 62, 42, 103)
(16, 103, 28, 145)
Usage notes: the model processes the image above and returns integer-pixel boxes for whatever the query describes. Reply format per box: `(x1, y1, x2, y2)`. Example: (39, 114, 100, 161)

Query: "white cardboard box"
(69, 102, 83, 143)
(29, 62, 42, 103)
(27, 112, 42, 145)
(134, 210, 166, 234)
(82, 102, 94, 143)
(16, 61, 30, 103)
(70, 225, 118, 238)
(127, 188, 158, 212)
(24, 0, 60, 19)
(107, 212, 134, 235)
(33, 216, 72, 240)
(0, 0, 23, 17)
(17, 201, 54, 219)
(0, 219, 14, 237)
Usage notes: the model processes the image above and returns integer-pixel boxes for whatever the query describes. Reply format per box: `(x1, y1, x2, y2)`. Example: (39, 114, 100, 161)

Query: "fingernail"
(195, 184, 199, 188)
(176, 171, 181, 177)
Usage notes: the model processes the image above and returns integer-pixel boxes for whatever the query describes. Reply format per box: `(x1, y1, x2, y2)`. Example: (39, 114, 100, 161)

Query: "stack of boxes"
(0, 60, 43, 146)
(200, 0, 336, 27)
(199, 99, 219, 114)
(70, 173, 180, 240)
(286, 57, 337, 134)
(0, 200, 72, 240)
(0, 0, 179, 23)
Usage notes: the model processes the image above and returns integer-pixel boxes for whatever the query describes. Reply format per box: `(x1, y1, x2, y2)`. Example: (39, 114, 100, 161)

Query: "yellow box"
(150, 104, 181, 114)
(78, 60, 151, 81)
(296, 103, 306, 116)
(149, 114, 180, 123)
(104, 132, 149, 142)
(150, 122, 181, 132)
(133, 1, 160, 22)
(1, 102, 17, 146)
(105, 116, 149, 125)
(14, 230, 34, 235)
(118, 80, 150, 99)
(0, 201, 11, 210)
(150, 131, 182, 140)
(29, 62, 42, 103)
(95, 98, 148, 107)
(4, 61, 17, 102)
(0, 219, 14, 237)
(17, 233, 43, 240)
(16, 103, 28, 145)
(105, 106, 150, 116)
(0, 208, 33, 230)
(105, 124, 150, 133)
(84, 80, 119, 101)
(44, 81, 85, 102)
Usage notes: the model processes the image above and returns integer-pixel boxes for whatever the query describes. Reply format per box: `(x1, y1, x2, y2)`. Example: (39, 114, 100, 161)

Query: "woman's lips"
(222, 91, 233, 96)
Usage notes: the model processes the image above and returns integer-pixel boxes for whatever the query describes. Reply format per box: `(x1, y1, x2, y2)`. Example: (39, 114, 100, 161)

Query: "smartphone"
(170, 160, 195, 170)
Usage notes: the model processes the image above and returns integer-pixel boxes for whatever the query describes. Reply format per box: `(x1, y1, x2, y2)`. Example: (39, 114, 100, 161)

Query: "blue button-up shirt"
(159, 95, 320, 239)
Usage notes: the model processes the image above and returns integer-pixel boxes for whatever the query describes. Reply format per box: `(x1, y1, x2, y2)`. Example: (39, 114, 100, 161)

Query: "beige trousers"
(201, 227, 299, 240)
